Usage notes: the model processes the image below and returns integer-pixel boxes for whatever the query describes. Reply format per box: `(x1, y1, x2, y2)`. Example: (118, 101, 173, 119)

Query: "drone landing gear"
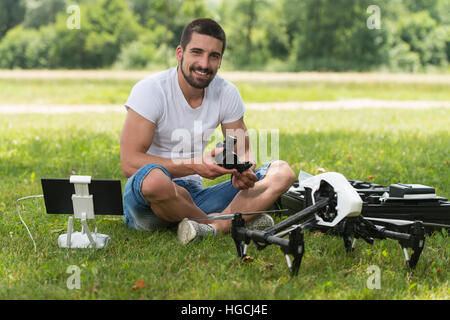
(338, 217, 425, 269)
(399, 222, 425, 269)
(282, 228, 304, 276)
(227, 172, 432, 277)
(230, 198, 426, 277)
(231, 213, 305, 276)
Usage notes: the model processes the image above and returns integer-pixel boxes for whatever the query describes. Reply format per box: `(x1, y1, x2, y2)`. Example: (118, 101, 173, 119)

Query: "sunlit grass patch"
(0, 108, 448, 299)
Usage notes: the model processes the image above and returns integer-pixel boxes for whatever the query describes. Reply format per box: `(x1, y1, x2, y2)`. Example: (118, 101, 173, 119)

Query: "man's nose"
(198, 54, 209, 70)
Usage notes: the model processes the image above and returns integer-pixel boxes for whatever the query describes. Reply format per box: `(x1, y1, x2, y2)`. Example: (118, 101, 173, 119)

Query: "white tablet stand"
(57, 175, 111, 249)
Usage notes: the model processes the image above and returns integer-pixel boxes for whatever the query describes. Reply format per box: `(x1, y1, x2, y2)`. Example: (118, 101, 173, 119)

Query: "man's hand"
(192, 147, 237, 180)
(231, 168, 258, 190)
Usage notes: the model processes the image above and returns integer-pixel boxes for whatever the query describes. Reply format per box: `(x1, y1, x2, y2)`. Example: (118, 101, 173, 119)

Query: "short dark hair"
(180, 18, 226, 54)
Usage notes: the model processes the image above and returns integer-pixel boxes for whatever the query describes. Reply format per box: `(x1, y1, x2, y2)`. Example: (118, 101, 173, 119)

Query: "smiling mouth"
(192, 69, 210, 78)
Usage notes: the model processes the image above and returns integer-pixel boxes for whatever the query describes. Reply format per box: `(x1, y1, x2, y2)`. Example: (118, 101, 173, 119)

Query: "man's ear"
(175, 45, 183, 62)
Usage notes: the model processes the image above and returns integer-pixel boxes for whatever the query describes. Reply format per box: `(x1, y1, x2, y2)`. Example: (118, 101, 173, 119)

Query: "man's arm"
(120, 108, 236, 179)
(120, 108, 190, 178)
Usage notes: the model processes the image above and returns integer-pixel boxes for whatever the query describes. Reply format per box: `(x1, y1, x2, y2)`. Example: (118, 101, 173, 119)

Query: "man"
(120, 18, 296, 244)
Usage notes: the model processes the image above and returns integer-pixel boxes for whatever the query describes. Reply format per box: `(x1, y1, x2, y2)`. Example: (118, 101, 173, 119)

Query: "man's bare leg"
(141, 161, 295, 233)
(140, 168, 211, 222)
(210, 160, 296, 232)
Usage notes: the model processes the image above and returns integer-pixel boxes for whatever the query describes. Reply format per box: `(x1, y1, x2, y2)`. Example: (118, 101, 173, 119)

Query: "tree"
(223, 0, 271, 69)
(290, 0, 387, 71)
(0, 0, 26, 39)
(23, 0, 66, 29)
(50, 0, 142, 68)
(0, 26, 34, 68)
(396, 11, 448, 68)
(134, 0, 210, 67)
(402, 0, 441, 22)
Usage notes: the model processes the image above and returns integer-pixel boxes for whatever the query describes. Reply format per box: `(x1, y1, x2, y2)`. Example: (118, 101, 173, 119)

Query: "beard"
(180, 56, 216, 89)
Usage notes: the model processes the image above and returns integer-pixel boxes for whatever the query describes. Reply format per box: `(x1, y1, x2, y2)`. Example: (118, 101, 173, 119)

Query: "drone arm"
(374, 225, 411, 241)
(264, 197, 329, 236)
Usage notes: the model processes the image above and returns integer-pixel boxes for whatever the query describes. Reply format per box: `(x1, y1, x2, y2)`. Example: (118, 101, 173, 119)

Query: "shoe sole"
(177, 219, 196, 244)
(246, 214, 275, 230)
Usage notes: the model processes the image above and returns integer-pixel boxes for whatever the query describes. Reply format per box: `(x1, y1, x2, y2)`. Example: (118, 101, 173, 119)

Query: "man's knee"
(265, 160, 296, 193)
(141, 168, 176, 202)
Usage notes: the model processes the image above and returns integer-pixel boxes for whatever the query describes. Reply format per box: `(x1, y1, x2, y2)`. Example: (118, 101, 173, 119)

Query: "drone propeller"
(366, 217, 450, 229)
(191, 209, 288, 221)
(366, 217, 418, 226)
(422, 222, 450, 229)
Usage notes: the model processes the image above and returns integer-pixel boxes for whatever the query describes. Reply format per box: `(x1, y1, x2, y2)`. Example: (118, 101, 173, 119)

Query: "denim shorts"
(123, 161, 274, 232)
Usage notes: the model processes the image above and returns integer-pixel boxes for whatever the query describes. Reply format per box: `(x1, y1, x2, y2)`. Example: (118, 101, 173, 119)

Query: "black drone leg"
(340, 219, 357, 253)
(234, 239, 245, 257)
(343, 235, 354, 253)
(373, 219, 426, 269)
(231, 214, 247, 258)
(291, 228, 305, 276)
(281, 227, 305, 276)
(402, 222, 426, 269)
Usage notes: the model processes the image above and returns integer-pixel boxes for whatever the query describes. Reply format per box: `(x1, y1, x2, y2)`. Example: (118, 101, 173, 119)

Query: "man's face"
(177, 32, 223, 89)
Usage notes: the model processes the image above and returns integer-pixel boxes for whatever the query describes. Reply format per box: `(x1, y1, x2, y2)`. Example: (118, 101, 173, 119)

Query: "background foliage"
(0, 0, 449, 71)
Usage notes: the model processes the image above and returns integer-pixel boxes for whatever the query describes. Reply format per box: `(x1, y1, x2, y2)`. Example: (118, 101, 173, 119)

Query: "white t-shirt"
(125, 67, 245, 183)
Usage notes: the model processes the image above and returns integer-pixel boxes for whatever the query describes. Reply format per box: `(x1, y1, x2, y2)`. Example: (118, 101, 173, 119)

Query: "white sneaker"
(245, 213, 274, 231)
(177, 218, 217, 244)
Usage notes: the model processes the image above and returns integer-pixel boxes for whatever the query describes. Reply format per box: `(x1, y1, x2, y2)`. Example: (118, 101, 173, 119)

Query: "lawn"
(0, 106, 448, 299)
(1, 77, 450, 105)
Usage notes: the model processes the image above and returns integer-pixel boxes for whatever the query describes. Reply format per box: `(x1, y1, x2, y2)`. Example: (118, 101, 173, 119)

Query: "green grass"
(237, 81, 450, 102)
(0, 108, 449, 299)
(1, 78, 450, 105)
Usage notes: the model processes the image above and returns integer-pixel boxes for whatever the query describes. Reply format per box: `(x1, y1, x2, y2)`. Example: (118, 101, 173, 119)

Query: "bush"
(114, 25, 174, 70)
(25, 25, 57, 68)
(0, 0, 448, 71)
(0, 24, 57, 69)
(23, 0, 66, 29)
(397, 11, 448, 68)
(388, 41, 421, 72)
(0, 0, 26, 39)
(114, 40, 158, 69)
(0, 26, 36, 68)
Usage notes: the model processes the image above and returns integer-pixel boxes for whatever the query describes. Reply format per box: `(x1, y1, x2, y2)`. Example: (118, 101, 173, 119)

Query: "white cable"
(15, 195, 44, 253)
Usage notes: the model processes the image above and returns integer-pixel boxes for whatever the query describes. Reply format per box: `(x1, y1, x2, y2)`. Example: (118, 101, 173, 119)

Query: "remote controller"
(214, 135, 253, 173)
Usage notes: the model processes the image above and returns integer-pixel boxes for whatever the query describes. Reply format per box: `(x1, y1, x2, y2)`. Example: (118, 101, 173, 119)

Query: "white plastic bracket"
(70, 175, 94, 220)
(57, 175, 110, 249)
